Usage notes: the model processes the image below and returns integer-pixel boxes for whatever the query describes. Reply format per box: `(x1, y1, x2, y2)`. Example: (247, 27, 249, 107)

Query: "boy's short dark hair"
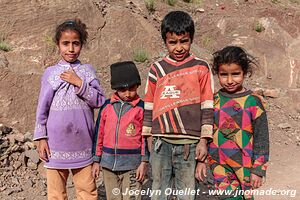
(161, 11, 195, 43)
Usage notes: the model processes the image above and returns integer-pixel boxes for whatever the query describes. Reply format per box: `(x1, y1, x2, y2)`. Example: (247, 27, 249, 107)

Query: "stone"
(217, 18, 227, 35)
(6, 134, 16, 144)
(37, 162, 47, 179)
(41, 191, 47, 196)
(12, 177, 20, 185)
(13, 161, 22, 170)
(0, 53, 9, 68)
(278, 123, 291, 129)
(24, 141, 35, 149)
(0, 124, 12, 135)
(24, 132, 33, 142)
(0, 186, 7, 192)
(11, 144, 21, 152)
(263, 89, 280, 98)
(253, 87, 264, 96)
(25, 149, 40, 164)
(14, 134, 25, 143)
(10, 152, 20, 160)
(27, 160, 38, 170)
(4, 187, 22, 195)
(0, 140, 9, 148)
(0, 154, 8, 161)
(24, 179, 34, 188)
(196, 8, 205, 13)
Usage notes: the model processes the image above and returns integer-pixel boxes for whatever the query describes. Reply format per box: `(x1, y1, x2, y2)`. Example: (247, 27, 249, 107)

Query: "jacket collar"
(110, 92, 141, 107)
(58, 60, 81, 68)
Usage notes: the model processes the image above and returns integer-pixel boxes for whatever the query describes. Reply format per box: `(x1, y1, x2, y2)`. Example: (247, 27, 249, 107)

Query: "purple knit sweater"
(34, 60, 106, 169)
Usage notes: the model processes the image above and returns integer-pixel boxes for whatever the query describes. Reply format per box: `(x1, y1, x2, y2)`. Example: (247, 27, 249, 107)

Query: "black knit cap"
(110, 61, 141, 90)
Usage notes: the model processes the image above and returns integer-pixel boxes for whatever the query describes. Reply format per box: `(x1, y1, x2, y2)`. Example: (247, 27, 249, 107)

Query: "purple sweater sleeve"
(74, 65, 106, 108)
(34, 69, 55, 140)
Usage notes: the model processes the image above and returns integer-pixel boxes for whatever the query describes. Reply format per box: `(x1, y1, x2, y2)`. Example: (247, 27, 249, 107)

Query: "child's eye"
(219, 73, 227, 76)
(180, 39, 189, 43)
(168, 41, 177, 45)
(232, 72, 241, 76)
(73, 41, 81, 46)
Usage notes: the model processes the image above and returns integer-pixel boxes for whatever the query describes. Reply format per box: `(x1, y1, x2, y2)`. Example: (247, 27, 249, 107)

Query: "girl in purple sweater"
(34, 19, 105, 200)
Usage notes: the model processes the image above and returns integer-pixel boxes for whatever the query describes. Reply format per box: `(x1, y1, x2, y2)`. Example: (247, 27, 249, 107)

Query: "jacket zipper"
(112, 101, 124, 171)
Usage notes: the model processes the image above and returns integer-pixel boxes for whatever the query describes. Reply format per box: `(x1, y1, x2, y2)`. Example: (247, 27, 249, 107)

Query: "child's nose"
(175, 44, 183, 52)
(227, 76, 233, 84)
(125, 90, 130, 97)
(69, 44, 74, 52)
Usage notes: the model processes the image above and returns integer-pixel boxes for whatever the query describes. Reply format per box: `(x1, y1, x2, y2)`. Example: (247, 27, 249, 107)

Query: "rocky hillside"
(0, 0, 300, 199)
(0, 0, 299, 132)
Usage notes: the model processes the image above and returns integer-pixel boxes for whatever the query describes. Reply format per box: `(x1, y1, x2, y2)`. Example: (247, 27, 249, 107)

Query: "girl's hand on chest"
(60, 68, 83, 87)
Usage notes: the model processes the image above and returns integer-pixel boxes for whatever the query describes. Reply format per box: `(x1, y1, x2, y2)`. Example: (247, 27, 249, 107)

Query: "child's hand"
(136, 161, 148, 182)
(92, 162, 101, 179)
(60, 68, 82, 87)
(195, 162, 207, 182)
(37, 139, 51, 162)
(195, 138, 208, 162)
(250, 173, 264, 189)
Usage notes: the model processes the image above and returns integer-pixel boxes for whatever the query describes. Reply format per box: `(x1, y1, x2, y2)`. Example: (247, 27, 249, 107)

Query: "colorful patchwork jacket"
(209, 90, 269, 177)
(93, 93, 149, 171)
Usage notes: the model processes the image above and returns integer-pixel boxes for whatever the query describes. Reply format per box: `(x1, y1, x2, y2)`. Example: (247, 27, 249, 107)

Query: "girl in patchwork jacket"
(199, 46, 269, 200)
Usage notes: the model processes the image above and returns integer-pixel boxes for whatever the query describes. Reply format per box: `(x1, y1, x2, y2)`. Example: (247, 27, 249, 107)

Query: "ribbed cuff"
(142, 126, 152, 136)
(93, 155, 101, 163)
(74, 80, 86, 96)
(250, 167, 266, 177)
(200, 124, 213, 139)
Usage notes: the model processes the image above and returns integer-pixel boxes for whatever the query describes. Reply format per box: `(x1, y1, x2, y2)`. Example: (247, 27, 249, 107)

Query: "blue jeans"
(150, 138, 197, 200)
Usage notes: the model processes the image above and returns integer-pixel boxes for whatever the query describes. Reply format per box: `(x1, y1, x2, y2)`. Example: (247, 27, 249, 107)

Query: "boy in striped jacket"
(92, 61, 149, 200)
(142, 11, 214, 200)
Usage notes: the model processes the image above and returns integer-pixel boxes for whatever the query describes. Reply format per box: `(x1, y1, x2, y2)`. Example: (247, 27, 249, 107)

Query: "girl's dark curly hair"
(212, 46, 258, 77)
(54, 18, 88, 45)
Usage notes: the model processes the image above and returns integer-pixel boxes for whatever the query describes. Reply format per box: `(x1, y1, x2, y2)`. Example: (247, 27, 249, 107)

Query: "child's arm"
(196, 65, 214, 161)
(34, 69, 55, 141)
(60, 67, 106, 108)
(251, 98, 269, 188)
(92, 101, 108, 166)
(195, 139, 208, 162)
(142, 64, 157, 137)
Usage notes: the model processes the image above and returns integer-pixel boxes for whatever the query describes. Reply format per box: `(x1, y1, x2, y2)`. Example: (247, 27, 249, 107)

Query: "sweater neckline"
(164, 54, 194, 66)
(218, 89, 252, 98)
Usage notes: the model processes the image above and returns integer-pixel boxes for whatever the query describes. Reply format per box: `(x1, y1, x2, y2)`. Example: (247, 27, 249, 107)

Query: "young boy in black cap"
(92, 61, 149, 200)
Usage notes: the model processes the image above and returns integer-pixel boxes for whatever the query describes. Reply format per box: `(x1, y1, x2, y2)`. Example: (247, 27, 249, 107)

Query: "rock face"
(1, 0, 300, 132)
(0, 0, 163, 132)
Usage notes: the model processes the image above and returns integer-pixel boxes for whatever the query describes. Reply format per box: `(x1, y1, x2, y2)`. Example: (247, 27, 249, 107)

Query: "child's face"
(57, 30, 82, 63)
(116, 85, 138, 102)
(218, 63, 245, 94)
(165, 32, 192, 62)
